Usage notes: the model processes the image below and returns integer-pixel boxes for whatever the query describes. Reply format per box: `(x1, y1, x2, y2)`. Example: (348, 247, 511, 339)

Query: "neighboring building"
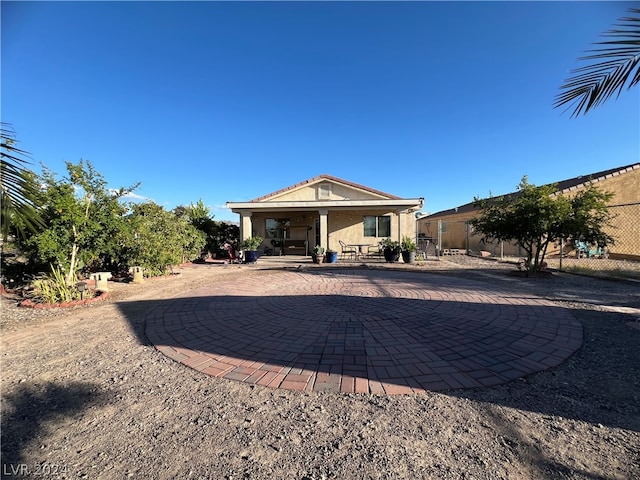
(417, 163, 640, 260)
(226, 175, 423, 255)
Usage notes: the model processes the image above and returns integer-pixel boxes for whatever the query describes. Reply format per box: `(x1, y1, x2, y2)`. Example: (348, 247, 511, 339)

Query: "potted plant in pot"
(311, 245, 325, 264)
(240, 236, 263, 263)
(325, 248, 339, 263)
(401, 235, 416, 264)
(380, 238, 401, 263)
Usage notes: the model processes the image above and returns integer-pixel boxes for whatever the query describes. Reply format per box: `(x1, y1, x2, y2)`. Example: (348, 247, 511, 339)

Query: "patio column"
(397, 209, 403, 242)
(319, 209, 328, 251)
(240, 212, 253, 241)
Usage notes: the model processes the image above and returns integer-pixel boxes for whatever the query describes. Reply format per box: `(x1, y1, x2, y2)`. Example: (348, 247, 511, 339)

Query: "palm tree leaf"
(0, 123, 45, 239)
(554, 8, 640, 117)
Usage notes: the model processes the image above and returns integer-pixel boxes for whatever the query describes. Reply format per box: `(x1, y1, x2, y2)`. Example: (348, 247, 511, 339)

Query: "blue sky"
(2, 1, 638, 222)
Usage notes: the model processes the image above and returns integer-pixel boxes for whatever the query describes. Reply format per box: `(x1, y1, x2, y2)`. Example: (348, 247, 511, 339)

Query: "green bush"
(401, 236, 416, 252)
(241, 236, 264, 251)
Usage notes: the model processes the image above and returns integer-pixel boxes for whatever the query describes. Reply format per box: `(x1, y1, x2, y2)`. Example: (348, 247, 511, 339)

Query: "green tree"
(563, 183, 616, 249)
(470, 177, 614, 273)
(23, 160, 137, 283)
(0, 123, 43, 241)
(555, 7, 640, 117)
(211, 221, 240, 257)
(126, 202, 204, 276)
(174, 199, 239, 259)
(175, 199, 216, 259)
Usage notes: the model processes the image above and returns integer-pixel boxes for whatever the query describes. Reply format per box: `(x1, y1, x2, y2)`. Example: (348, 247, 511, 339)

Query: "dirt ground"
(2, 258, 639, 479)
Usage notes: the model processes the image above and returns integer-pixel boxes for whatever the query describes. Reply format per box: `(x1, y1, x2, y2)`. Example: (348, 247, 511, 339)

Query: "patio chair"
(366, 244, 382, 260)
(339, 240, 357, 260)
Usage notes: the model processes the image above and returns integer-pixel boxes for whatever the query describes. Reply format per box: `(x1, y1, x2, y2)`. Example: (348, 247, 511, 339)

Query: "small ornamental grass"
(31, 265, 81, 304)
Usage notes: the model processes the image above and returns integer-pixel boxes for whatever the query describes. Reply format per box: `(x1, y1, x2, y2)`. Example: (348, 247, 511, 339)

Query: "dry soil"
(2, 258, 639, 479)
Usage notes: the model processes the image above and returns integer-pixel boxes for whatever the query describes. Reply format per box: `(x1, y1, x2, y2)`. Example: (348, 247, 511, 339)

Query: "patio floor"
(145, 268, 582, 395)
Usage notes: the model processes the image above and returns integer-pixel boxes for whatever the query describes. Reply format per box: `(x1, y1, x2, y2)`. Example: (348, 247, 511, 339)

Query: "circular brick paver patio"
(144, 269, 582, 395)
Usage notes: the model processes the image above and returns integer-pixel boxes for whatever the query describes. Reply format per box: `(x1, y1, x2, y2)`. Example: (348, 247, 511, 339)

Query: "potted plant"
(401, 235, 416, 264)
(240, 236, 263, 263)
(380, 238, 400, 263)
(325, 248, 339, 264)
(311, 245, 325, 264)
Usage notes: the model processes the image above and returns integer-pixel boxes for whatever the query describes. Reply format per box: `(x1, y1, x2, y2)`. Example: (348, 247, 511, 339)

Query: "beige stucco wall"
(556, 165, 639, 205)
(416, 210, 519, 255)
(418, 165, 640, 259)
(328, 208, 415, 251)
(553, 166, 639, 259)
(267, 181, 385, 202)
(248, 208, 416, 254)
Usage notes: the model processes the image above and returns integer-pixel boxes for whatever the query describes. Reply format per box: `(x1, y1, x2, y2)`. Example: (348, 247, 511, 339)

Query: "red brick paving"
(144, 269, 582, 395)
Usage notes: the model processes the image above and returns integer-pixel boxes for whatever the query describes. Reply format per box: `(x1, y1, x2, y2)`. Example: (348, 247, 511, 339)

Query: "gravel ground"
(2, 258, 640, 479)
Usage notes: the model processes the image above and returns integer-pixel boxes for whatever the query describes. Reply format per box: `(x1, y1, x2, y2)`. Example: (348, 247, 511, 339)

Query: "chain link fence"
(419, 202, 640, 279)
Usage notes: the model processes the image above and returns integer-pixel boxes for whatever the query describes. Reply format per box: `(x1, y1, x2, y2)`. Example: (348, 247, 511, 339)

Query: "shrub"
(31, 265, 80, 303)
(401, 236, 416, 252)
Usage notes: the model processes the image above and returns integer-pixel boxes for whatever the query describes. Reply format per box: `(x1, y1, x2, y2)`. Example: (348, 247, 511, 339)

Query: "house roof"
(554, 162, 639, 194)
(425, 162, 640, 219)
(249, 174, 402, 202)
(227, 174, 423, 213)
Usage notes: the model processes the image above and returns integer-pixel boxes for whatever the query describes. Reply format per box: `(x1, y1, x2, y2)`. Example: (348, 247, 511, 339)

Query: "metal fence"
(421, 202, 640, 279)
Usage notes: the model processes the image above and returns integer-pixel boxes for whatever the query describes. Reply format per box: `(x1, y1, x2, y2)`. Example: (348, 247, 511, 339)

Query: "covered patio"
(226, 175, 424, 256)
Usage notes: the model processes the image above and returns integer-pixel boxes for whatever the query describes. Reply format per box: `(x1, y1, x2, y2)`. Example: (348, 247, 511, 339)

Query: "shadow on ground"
(1, 381, 109, 474)
(451, 306, 640, 433)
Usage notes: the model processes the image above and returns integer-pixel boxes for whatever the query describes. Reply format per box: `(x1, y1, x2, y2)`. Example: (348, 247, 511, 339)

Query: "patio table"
(348, 243, 373, 258)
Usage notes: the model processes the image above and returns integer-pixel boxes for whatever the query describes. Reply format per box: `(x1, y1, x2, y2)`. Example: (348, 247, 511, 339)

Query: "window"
(363, 215, 391, 237)
(266, 218, 290, 238)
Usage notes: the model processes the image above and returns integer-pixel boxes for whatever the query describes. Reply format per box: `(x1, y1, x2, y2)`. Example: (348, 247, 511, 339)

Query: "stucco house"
(226, 175, 424, 256)
(417, 163, 640, 260)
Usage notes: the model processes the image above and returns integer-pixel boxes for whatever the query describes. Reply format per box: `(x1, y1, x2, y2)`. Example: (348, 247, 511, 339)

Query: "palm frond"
(0, 123, 45, 240)
(555, 8, 640, 117)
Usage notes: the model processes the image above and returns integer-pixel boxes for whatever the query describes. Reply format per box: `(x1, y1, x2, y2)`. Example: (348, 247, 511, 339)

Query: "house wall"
(557, 164, 639, 205)
(248, 208, 416, 254)
(327, 208, 415, 252)
(267, 181, 384, 202)
(555, 165, 640, 259)
(417, 211, 520, 255)
(418, 165, 640, 259)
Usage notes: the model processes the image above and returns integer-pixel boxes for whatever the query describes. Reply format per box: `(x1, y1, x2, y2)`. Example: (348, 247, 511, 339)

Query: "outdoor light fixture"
(76, 281, 87, 300)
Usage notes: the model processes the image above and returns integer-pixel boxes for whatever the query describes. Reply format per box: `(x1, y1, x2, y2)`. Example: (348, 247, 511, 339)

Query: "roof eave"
(226, 198, 424, 213)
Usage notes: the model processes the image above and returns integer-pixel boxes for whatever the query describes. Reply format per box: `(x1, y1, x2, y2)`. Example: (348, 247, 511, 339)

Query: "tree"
(126, 202, 205, 276)
(174, 199, 239, 259)
(0, 123, 43, 241)
(555, 7, 640, 117)
(470, 176, 614, 273)
(563, 183, 616, 249)
(210, 221, 240, 257)
(175, 199, 216, 259)
(23, 160, 137, 283)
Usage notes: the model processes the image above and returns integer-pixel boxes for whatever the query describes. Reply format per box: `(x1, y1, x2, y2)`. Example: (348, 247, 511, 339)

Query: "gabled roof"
(226, 174, 423, 213)
(250, 174, 402, 202)
(426, 162, 640, 218)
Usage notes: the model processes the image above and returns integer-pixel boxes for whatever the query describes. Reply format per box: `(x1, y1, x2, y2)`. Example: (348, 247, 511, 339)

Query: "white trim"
(227, 198, 423, 212)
